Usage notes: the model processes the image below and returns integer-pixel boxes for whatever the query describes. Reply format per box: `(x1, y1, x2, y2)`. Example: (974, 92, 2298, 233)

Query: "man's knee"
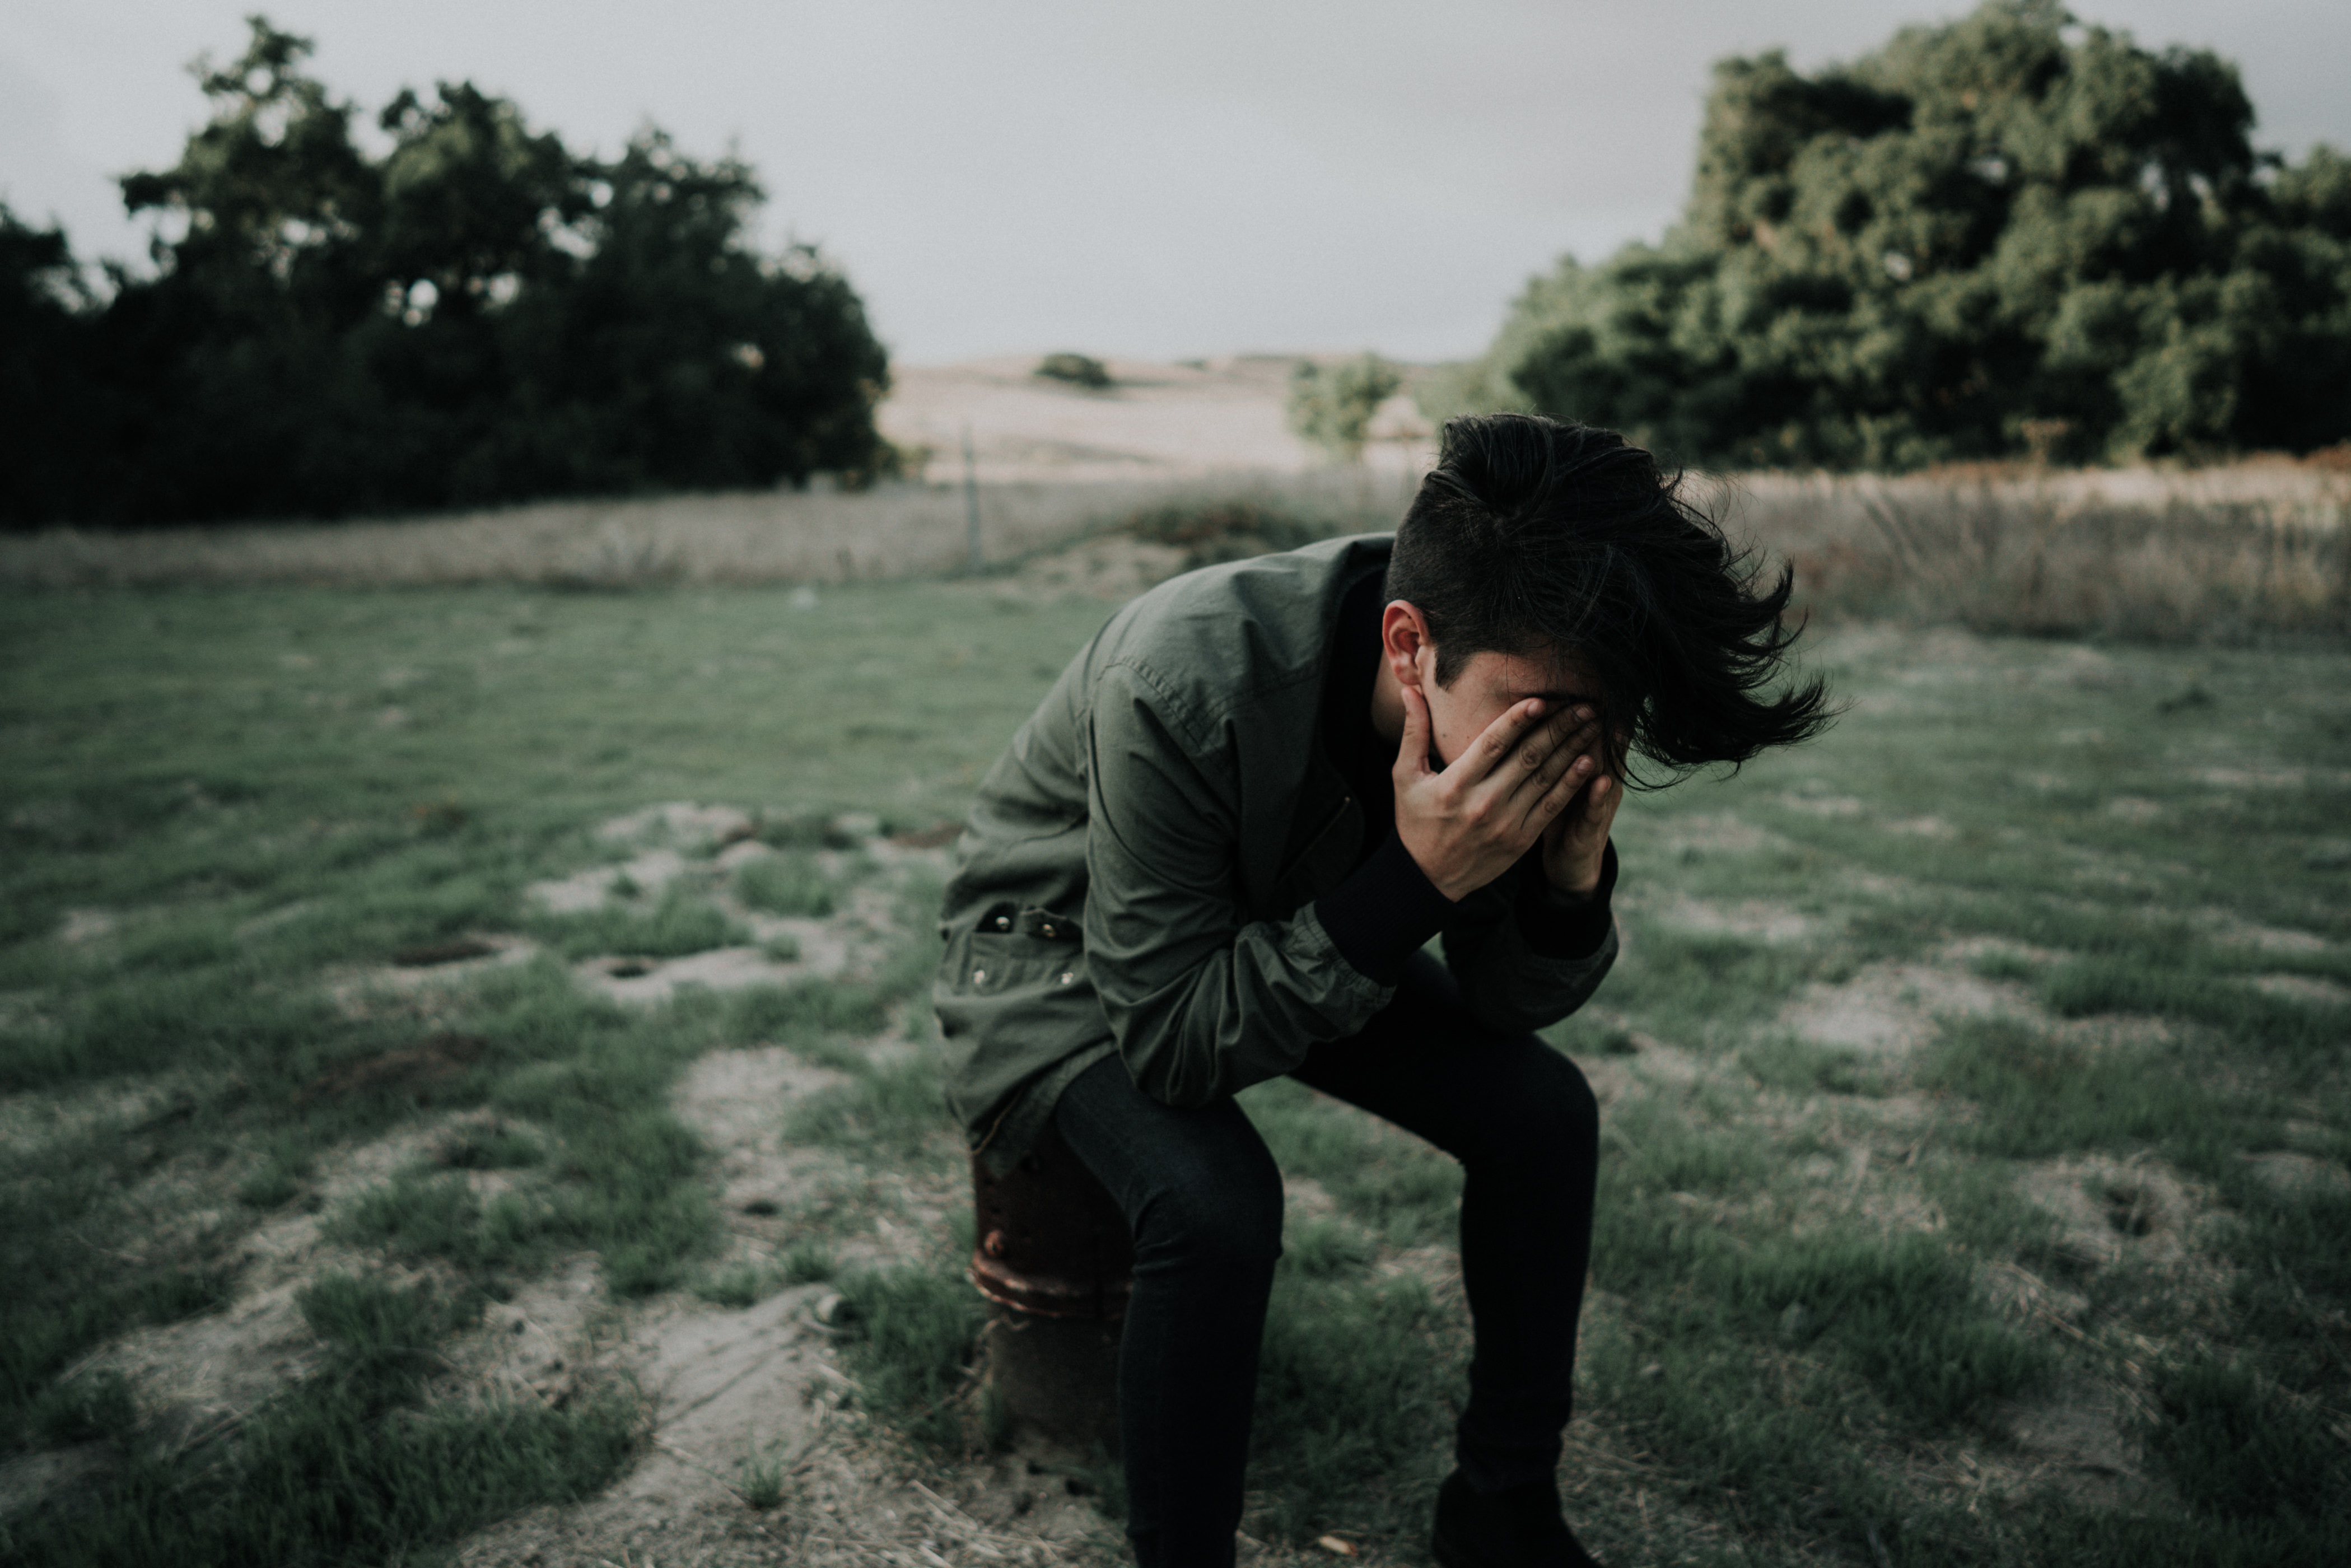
(1131, 1146, 1284, 1275)
(1472, 1042, 1599, 1171)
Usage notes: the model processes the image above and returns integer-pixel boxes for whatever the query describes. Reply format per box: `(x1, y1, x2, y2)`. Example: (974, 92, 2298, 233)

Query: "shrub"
(1123, 498, 1327, 568)
(1286, 354, 1403, 462)
(1034, 352, 1112, 389)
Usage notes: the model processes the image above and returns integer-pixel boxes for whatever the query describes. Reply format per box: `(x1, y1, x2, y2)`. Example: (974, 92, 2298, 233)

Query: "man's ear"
(1381, 601, 1433, 692)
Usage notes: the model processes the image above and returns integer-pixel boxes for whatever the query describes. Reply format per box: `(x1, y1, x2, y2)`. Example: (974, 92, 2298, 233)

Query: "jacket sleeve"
(1438, 852, 1619, 1035)
(1080, 661, 1392, 1107)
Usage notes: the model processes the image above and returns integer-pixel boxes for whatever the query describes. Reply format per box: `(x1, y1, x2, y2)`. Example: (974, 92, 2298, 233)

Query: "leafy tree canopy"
(3, 16, 891, 526)
(1444, 1, 2351, 468)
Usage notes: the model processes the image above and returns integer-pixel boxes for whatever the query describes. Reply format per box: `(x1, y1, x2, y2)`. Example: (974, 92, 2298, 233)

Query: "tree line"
(1440, 1, 2351, 469)
(2, 17, 892, 529)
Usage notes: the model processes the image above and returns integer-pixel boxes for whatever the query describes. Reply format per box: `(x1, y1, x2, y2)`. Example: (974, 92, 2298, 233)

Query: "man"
(935, 414, 1831, 1566)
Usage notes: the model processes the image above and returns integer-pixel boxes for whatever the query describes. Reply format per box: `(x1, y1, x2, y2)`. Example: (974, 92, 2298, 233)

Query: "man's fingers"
(1464, 698, 1555, 780)
(1470, 703, 1604, 790)
(1499, 712, 1601, 811)
(1596, 775, 1624, 829)
(1394, 681, 1435, 781)
(1528, 749, 1595, 831)
(1532, 716, 1604, 785)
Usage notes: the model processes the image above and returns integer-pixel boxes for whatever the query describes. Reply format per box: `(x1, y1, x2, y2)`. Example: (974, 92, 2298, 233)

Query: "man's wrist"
(1542, 845, 1609, 900)
(1518, 839, 1617, 960)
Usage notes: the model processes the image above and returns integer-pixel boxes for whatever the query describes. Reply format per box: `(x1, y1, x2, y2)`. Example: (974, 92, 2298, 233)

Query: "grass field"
(2, 572, 2347, 1565)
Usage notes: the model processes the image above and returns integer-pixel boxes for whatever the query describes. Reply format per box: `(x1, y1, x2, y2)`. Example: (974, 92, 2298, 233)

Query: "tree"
(4, 15, 890, 526)
(0, 209, 111, 523)
(1458, 1, 2351, 468)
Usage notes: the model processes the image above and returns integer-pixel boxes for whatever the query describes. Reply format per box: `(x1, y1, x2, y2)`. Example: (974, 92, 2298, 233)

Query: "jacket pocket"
(959, 904, 1086, 993)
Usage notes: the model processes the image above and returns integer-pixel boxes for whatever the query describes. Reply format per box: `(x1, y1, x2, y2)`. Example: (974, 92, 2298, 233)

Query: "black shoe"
(1430, 1468, 1599, 1568)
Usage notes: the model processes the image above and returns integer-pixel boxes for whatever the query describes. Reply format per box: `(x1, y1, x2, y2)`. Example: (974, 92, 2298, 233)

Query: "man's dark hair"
(1386, 413, 1834, 783)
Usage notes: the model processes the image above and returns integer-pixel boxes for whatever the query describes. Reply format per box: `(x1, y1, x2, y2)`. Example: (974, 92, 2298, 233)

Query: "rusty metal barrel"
(969, 1126, 1134, 1452)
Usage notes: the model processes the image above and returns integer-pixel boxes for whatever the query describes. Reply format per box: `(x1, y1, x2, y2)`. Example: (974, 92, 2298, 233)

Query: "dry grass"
(1719, 463, 2351, 642)
(0, 469, 1417, 592)
(6, 450, 2346, 643)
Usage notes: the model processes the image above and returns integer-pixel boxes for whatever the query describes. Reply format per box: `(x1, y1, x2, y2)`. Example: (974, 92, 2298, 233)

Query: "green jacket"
(934, 534, 1618, 1170)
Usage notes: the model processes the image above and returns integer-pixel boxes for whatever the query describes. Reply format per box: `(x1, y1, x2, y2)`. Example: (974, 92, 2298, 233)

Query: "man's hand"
(1539, 747, 1622, 898)
(1393, 684, 1610, 901)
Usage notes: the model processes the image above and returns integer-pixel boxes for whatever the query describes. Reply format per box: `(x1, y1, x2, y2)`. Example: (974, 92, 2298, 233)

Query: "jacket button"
(993, 916, 1011, 931)
(972, 968, 987, 983)
(1058, 971, 1075, 985)
(1040, 922, 1056, 937)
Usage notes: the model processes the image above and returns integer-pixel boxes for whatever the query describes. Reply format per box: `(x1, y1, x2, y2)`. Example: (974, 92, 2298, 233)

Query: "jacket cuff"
(1516, 838, 1617, 960)
(1313, 830, 1456, 984)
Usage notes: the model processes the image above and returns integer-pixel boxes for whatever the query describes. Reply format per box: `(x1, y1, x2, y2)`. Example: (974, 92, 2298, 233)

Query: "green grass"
(534, 884, 750, 960)
(783, 1053, 954, 1162)
(3, 1273, 642, 1567)
(1923, 1015, 2248, 1159)
(1247, 1264, 1461, 1541)
(735, 851, 839, 917)
(834, 1262, 988, 1453)
(4, 581, 2348, 1565)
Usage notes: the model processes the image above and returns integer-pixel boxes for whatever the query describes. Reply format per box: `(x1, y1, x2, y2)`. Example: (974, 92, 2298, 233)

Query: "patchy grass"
(533, 884, 750, 960)
(0, 578, 1086, 1553)
(4, 580, 2348, 1564)
(735, 850, 839, 918)
(833, 1262, 988, 1453)
(3, 1273, 642, 1567)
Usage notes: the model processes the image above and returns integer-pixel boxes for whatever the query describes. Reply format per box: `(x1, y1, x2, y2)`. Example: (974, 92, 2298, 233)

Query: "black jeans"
(1052, 950, 1602, 1568)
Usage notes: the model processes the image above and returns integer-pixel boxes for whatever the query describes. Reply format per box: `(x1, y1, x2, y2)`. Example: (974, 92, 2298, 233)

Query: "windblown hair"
(1386, 413, 1834, 783)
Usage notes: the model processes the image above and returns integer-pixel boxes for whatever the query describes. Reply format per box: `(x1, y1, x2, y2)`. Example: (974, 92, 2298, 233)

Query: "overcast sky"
(7, 2, 2348, 365)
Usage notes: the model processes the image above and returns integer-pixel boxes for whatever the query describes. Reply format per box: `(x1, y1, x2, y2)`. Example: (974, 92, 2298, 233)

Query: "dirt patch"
(770, 1440, 1121, 1565)
(2245, 1149, 2351, 1197)
(1986, 1380, 2153, 1513)
(1643, 894, 1821, 945)
(66, 1245, 358, 1457)
(0, 1076, 210, 1167)
(1282, 1174, 1337, 1222)
(2211, 920, 2335, 956)
(297, 1032, 489, 1106)
(1776, 791, 1865, 819)
(678, 1046, 848, 1151)
(1942, 934, 2068, 967)
(393, 936, 501, 967)
(2251, 972, 2351, 1009)
(453, 1282, 838, 1568)
(456, 1034, 1116, 1566)
(597, 802, 757, 851)
(2015, 1156, 2214, 1273)
(2196, 766, 2318, 790)
(330, 934, 540, 1010)
(576, 947, 832, 1005)
(529, 849, 690, 914)
(1623, 1034, 1706, 1089)
(1645, 812, 1793, 856)
(57, 908, 116, 944)
(1778, 961, 2026, 1061)
(677, 1044, 852, 1222)
(1976, 1258, 2092, 1336)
